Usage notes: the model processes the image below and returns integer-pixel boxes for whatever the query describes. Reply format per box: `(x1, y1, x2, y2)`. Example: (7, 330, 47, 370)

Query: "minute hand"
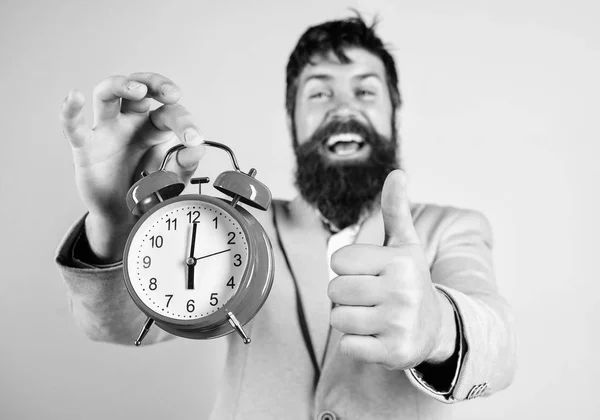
(189, 222, 198, 259)
(195, 249, 232, 261)
(186, 222, 199, 290)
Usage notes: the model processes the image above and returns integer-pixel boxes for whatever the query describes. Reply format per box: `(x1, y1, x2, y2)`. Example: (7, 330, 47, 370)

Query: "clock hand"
(194, 248, 232, 261)
(186, 263, 196, 290)
(189, 222, 198, 259)
(186, 223, 199, 290)
(186, 248, 230, 290)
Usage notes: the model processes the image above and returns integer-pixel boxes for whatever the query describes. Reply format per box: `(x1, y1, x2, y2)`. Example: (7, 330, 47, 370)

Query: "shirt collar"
(316, 209, 366, 235)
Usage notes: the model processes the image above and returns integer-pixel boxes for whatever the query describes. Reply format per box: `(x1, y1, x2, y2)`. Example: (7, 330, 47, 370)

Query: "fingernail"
(396, 170, 407, 186)
(184, 130, 204, 146)
(67, 88, 79, 100)
(176, 146, 205, 168)
(161, 84, 179, 95)
(127, 81, 144, 90)
(64, 89, 79, 106)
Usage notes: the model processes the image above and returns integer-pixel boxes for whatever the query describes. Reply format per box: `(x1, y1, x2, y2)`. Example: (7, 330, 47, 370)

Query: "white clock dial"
(126, 199, 249, 320)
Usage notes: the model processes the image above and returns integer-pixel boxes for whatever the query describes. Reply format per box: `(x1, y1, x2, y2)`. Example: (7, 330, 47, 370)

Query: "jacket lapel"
(274, 197, 332, 365)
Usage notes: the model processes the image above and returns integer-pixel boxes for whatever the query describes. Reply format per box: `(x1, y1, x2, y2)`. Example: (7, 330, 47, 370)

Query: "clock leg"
(227, 311, 251, 345)
(134, 317, 155, 347)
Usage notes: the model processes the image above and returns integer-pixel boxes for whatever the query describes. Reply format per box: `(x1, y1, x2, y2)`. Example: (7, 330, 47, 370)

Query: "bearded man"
(57, 14, 516, 420)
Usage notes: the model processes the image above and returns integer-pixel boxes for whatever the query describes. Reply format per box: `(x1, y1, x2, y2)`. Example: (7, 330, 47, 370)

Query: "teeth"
(334, 142, 361, 155)
(326, 133, 363, 147)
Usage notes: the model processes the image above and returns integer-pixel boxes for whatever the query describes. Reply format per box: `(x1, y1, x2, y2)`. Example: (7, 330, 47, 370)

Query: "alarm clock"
(122, 142, 274, 346)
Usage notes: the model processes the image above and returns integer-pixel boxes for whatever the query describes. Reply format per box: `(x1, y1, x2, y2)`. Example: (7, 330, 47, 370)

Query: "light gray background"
(1, 0, 598, 419)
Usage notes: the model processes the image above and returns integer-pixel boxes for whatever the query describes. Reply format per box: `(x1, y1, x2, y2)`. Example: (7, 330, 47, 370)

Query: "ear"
(394, 107, 401, 124)
(393, 108, 404, 170)
(286, 114, 293, 135)
(287, 114, 300, 149)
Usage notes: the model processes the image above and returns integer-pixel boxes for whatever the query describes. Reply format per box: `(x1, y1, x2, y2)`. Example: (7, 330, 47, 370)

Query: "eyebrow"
(303, 74, 333, 84)
(354, 72, 382, 82)
(302, 72, 383, 85)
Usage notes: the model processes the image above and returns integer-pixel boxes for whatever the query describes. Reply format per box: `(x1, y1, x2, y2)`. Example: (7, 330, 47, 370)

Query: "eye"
(308, 91, 331, 100)
(356, 89, 376, 98)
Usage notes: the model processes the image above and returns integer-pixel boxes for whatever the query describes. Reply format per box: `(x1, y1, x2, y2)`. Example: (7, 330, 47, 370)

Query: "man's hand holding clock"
(60, 73, 205, 263)
(328, 170, 458, 370)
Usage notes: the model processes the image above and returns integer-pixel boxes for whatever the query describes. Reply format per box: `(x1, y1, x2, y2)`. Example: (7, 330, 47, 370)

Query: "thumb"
(381, 170, 420, 247)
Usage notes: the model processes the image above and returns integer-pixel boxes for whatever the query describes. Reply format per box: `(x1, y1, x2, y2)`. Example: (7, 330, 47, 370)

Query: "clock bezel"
(123, 194, 258, 329)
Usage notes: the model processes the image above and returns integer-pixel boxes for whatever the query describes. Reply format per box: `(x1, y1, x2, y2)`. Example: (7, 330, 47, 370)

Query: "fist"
(328, 170, 456, 370)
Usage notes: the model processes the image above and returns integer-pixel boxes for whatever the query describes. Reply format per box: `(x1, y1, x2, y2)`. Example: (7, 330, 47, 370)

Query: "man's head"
(286, 14, 402, 230)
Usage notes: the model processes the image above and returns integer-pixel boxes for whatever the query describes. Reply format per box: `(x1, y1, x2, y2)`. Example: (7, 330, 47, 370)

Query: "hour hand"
(195, 248, 231, 261)
(186, 261, 195, 290)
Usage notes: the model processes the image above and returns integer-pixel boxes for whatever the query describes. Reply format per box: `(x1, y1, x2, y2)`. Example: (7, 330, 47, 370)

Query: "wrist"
(84, 212, 136, 263)
(426, 290, 458, 364)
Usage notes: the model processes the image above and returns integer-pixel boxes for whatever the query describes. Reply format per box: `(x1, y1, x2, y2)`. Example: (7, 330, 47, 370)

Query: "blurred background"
(1, 0, 598, 418)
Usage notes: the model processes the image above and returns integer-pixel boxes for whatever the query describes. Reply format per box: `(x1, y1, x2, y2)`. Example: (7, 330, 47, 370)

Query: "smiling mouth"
(325, 133, 367, 157)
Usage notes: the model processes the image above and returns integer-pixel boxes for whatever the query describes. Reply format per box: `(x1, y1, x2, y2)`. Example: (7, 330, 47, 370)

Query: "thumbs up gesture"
(328, 170, 457, 370)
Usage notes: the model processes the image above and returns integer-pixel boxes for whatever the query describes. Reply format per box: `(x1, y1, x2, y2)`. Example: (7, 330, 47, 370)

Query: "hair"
(285, 12, 401, 118)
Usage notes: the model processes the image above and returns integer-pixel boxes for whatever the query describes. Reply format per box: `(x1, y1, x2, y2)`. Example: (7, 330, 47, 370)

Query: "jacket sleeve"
(406, 207, 517, 402)
(55, 215, 174, 345)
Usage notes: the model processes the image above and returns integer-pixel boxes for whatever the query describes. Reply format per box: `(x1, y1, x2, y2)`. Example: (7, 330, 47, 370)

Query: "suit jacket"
(55, 197, 516, 420)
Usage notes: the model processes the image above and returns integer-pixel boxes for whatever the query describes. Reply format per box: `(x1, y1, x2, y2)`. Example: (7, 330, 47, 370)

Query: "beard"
(293, 117, 399, 231)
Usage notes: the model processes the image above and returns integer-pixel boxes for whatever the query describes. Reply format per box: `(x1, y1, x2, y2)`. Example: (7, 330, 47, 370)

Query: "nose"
(331, 105, 356, 119)
(327, 95, 360, 122)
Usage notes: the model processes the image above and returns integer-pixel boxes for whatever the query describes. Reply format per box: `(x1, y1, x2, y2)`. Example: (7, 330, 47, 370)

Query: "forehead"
(298, 47, 387, 84)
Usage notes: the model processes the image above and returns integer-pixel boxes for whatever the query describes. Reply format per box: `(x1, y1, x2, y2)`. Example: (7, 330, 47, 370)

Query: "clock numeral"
(187, 211, 200, 223)
(187, 299, 195, 313)
(213, 216, 218, 229)
(234, 254, 242, 267)
(166, 218, 177, 231)
(227, 232, 236, 244)
(227, 276, 235, 289)
(143, 256, 151, 268)
(165, 294, 173, 307)
(209, 293, 219, 307)
(150, 235, 163, 248)
(149, 278, 158, 291)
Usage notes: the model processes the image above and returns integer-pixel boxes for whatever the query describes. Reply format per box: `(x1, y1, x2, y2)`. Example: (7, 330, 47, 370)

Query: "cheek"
(294, 107, 326, 144)
(365, 106, 393, 139)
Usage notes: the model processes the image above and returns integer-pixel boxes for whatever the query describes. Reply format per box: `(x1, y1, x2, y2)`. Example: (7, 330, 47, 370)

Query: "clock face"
(125, 198, 249, 321)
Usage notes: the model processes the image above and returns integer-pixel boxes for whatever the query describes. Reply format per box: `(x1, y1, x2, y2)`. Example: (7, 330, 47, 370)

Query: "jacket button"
(467, 384, 483, 399)
(472, 383, 487, 398)
(318, 410, 337, 420)
(477, 383, 488, 397)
